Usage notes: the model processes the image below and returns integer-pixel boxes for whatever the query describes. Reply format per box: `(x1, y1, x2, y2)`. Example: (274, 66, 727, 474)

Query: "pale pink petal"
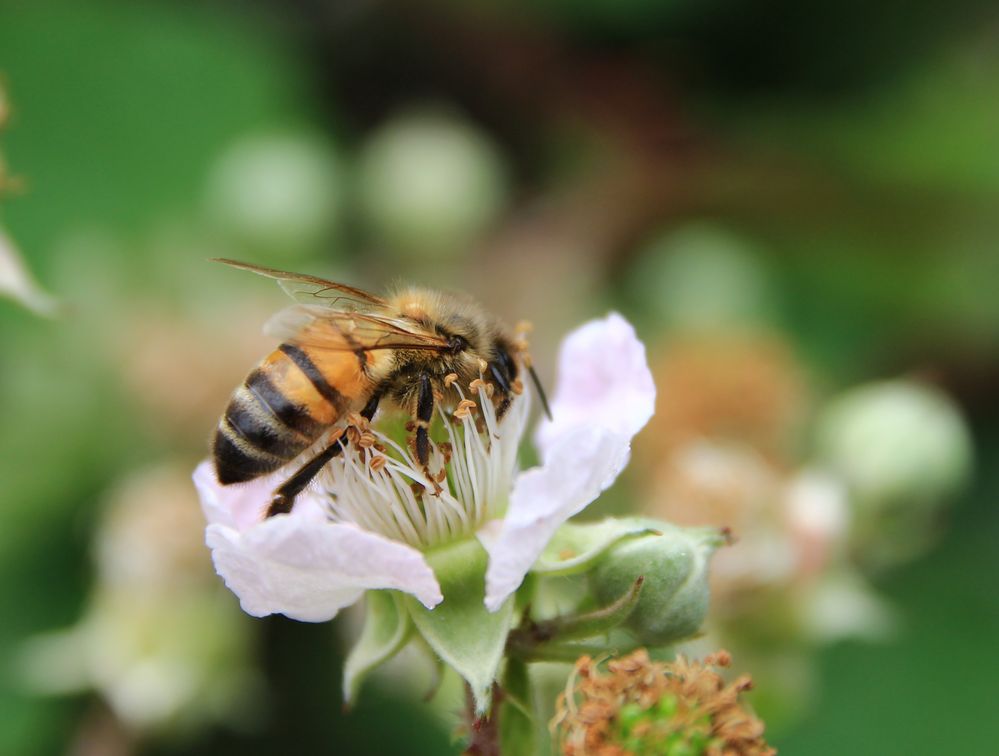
(206, 519, 442, 622)
(534, 312, 655, 458)
(193, 460, 327, 532)
(483, 427, 631, 611)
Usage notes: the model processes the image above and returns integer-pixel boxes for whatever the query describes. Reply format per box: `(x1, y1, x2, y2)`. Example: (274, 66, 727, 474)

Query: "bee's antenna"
(528, 365, 553, 420)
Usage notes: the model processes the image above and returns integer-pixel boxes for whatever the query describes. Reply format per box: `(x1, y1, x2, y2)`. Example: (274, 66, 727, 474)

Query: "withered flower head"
(553, 649, 774, 756)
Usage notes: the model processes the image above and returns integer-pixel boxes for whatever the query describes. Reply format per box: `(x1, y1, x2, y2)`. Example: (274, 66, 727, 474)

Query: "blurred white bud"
(0, 225, 60, 316)
(627, 223, 777, 331)
(19, 464, 261, 734)
(205, 132, 343, 255)
(357, 109, 507, 258)
(800, 569, 896, 643)
(783, 470, 850, 578)
(816, 379, 972, 514)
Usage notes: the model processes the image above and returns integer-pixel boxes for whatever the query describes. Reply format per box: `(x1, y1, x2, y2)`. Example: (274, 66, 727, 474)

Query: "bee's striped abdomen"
(213, 343, 351, 485)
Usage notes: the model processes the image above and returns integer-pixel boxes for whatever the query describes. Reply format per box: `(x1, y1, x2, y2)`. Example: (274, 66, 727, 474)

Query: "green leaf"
(405, 539, 514, 715)
(343, 591, 412, 706)
(500, 658, 536, 755)
(534, 519, 660, 576)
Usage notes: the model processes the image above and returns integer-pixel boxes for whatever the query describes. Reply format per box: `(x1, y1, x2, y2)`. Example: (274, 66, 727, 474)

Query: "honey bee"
(211, 259, 550, 518)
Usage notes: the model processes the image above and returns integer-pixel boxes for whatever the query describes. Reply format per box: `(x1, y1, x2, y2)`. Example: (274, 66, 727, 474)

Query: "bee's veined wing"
(212, 258, 387, 311)
(265, 305, 451, 353)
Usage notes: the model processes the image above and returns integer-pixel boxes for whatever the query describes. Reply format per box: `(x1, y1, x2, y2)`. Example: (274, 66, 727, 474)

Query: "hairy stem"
(463, 683, 501, 756)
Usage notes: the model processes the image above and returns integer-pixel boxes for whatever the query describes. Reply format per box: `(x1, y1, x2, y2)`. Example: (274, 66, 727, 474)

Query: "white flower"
(195, 313, 655, 621)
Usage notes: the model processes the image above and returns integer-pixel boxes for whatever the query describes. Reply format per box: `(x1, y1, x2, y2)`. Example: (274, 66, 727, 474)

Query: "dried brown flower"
(553, 649, 774, 756)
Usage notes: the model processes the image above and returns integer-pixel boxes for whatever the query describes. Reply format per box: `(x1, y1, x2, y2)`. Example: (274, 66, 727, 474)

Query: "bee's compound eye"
(448, 335, 468, 353)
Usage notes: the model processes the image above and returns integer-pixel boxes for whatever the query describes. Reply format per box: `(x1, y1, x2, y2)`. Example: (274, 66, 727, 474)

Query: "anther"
(477, 358, 488, 374)
(357, 433, 377, 448)
(510, 378, 524, 395)
(444, 373, 460, 388)
(369, 454, 387, 472)
(453, 399, 477, 419)
(346, 412, 368, 429)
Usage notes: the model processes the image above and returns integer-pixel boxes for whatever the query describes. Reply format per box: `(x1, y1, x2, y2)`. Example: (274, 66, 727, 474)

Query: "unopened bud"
(356, 110, 507, 258)
(589, 521, 724, 646)
(816, 379, 971, 513)
(205, 132, 343, 254)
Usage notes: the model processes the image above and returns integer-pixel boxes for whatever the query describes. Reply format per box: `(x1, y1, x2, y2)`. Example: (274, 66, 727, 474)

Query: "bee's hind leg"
(266, 392, 382, 517)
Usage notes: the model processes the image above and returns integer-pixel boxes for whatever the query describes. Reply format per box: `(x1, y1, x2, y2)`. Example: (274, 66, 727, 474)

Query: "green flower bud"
(626, 224, 777, 332)
(589, 522, 724, 646)
(205, 132, 343, 255)
(357, 109, 507, 258)
(816, 379, 972, 513)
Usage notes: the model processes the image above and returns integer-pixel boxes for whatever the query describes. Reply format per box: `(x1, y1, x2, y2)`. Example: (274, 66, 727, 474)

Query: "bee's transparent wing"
(212, 258, 387, 311)
(265, 305, 450, 353)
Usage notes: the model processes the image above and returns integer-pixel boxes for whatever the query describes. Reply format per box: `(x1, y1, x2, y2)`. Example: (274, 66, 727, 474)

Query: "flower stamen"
(313, 376, 530, 550)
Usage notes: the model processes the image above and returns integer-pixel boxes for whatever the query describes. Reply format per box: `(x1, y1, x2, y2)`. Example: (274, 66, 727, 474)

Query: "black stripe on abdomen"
(278, 343, 345, 406)
(225, 391, 309, 460)
(246, 369, 326, 439)
(213, 368, 330, 485)
(212, 424, 284, 484)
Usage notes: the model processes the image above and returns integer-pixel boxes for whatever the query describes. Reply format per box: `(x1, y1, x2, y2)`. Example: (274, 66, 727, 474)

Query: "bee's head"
(394, 286, 494, 360)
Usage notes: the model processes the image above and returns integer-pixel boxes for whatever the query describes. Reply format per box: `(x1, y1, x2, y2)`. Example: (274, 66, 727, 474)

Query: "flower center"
(316, 376, 530, 549)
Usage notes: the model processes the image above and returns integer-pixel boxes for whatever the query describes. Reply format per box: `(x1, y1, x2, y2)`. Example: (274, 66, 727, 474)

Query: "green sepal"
(534, 519, 661, 576)
(405, 539, 514, 715)
(408, 633, 446, 702)
(541, 576, 644, 643)
(499, 658, 536, 755)
(343, 590, 412, 707)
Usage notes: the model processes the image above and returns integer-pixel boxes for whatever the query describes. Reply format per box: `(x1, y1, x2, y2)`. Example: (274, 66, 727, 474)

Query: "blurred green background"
(1, 0, 997, 754)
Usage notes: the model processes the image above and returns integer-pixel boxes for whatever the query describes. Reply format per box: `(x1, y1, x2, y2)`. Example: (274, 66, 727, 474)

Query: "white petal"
(534, 312, 655, 459)
(193, 460, 327, 532)
(482, 426, 631, 611)
(207, 519, 442, 622)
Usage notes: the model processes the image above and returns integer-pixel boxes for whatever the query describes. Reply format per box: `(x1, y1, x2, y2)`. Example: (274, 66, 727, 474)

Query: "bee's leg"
(411, 372, 445, 495)
(414, 372, 434, 467)
(488, 348, 515, 418)
(266, 392, 382, 517)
